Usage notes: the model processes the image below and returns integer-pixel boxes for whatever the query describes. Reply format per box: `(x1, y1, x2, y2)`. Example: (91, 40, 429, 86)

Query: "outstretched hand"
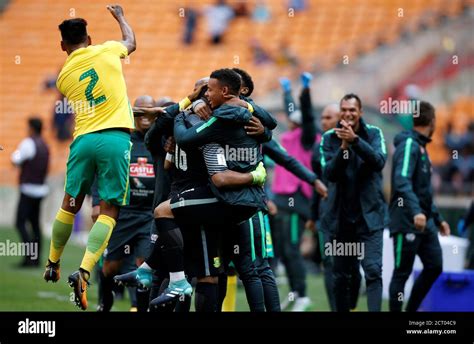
(107, 4, 125, 20)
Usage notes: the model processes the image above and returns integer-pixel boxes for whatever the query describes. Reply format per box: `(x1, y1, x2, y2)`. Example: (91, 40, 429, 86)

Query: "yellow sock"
(48, 208, 75, 263)
(80, 214, 116, 277)
(222, 275, 237, 312)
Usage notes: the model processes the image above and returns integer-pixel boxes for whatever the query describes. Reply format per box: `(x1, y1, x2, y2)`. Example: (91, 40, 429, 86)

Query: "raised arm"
(320, 131, 349, 182)
(300, 87, 317, 149)
(350, 125, 387, 172)
(107, 4, 136, 55)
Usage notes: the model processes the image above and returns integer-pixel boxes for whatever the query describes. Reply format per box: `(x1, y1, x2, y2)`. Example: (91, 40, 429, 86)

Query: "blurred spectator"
(275, 40, 299, 67)
(53, 94, 74, 141)
(233, 0, 249, 17)
(457, 202, 474, 269)
(287, 0, 307, 12)
(182, 7, 198, 45)
(252, 0, 271, 22)
(204, 0, 234, 44)
(44, 74, 73, 141)
(43, 74, 56, 89)
(443, 121, 474, 193)
(271, 72, 319, 311)
(250, 39, 272, 65)
(11, 118, 50, 268)
(397, 84, 422, 130)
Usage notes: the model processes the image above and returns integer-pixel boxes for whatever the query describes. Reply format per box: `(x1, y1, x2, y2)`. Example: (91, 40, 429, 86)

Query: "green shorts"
(65, 129, 132, 206)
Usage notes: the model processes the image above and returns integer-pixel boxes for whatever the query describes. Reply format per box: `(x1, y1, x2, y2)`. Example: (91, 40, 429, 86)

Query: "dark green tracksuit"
(388, 130, 444, 312)
(311, 143, 362, 311)
(320, 118, 388, 312)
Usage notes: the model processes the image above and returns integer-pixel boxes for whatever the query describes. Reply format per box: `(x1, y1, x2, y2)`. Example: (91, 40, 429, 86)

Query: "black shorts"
(148, 215, 221, 278)
(170, 185, 257, 226)
(103, 210, 153, 261)
(183, 224, 222, 278)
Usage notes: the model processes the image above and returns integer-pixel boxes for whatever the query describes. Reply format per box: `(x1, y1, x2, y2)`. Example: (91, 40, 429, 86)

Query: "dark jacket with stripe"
(310, 141, 328, 225)
(173, 104, 267, 210)
(319, 118, 388, 234)
(389, 130, 444, 234)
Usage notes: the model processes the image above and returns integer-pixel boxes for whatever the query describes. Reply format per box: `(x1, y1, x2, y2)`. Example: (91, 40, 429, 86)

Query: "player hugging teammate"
(44, 4, 449, 313)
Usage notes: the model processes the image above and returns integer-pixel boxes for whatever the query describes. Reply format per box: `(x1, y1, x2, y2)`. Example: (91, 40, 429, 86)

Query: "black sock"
(175, 294, 192, 312)
(136, 287, 150, 312)
(195, 282, 218, 312)
(146, 234, 162, 270)
(154, 218, 184, 273)
(99, 271, 114, 312)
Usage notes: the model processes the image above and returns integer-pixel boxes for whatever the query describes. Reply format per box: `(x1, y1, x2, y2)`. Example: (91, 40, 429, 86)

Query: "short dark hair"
(413, 101, 435, 127)
(28, 117, 43, 135)
(59, 18, 88, 45)
(210, 68, 242, 95)
(340, 93, 362, 110)
(232, 68, 254, 97)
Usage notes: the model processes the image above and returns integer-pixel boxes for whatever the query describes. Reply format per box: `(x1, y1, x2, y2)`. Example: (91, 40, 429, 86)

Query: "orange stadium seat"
(427, 96, 474, 165)
(0, 0, 469, 184)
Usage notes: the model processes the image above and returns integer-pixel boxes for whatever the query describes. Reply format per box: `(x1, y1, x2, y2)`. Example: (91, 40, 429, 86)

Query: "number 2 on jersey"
(79, 68, 107, 106)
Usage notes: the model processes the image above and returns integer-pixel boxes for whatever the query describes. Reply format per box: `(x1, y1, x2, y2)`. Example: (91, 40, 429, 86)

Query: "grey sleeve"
(202, 143, 228, 175)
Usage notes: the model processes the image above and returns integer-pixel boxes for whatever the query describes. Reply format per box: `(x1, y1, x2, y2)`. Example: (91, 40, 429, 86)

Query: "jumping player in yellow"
(43, 4, 136, 310)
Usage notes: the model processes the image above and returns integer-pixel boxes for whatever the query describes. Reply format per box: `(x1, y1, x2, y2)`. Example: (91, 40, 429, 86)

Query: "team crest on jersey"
(213, 257, 221, 268)
(405, 233, 416, 242)
(130, 157, 155, 177)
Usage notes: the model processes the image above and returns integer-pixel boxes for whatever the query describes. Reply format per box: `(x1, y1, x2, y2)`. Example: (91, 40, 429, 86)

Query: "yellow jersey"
(56, 41, 134, 139)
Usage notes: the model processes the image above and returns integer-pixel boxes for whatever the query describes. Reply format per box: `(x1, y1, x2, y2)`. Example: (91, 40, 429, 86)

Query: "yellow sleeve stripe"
(247, 102, 254, 113)
(179, 97, 192, 111)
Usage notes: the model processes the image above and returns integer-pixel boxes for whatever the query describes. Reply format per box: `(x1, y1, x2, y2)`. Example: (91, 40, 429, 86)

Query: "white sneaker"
(280, 291, 298, 311)
(291, 297, 312, 312)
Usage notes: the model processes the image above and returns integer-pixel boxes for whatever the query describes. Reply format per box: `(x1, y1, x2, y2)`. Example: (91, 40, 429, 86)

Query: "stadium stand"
(0, 0, 470, 185)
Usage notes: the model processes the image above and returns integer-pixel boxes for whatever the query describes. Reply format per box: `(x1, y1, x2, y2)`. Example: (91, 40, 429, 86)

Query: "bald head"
(194, 77, 209, 98)
(195, 77, 209, 89)
(321, 103, 340, 132)
(134, 95, 155, 132)
(134, 95, 155, 108)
